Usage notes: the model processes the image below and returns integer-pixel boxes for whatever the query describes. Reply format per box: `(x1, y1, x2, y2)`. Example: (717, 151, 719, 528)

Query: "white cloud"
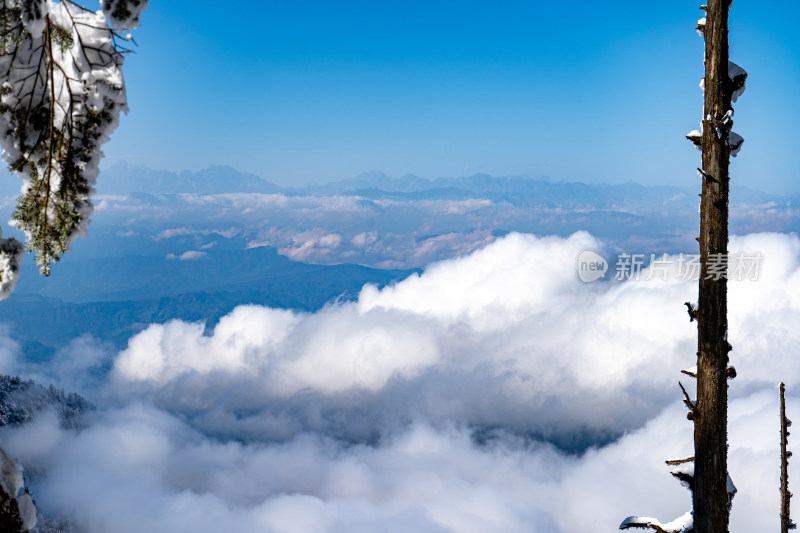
(115, 306, 298, 385)
(276, 230, 344, 262)
(1, 391, 795, 533)
(113, 232, 688, 441)
(105, 232, 800, 445)
(4, 231, 800, 532)
(351, 231, 378, 248)
(166, 250, 209, 261)
(155, 227, 240, 241)
(0, 325, 20, 375)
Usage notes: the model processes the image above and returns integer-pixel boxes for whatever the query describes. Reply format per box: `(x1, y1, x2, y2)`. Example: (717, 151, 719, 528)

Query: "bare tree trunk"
(781, 383, 794, 533)
(620, 4, 743, 530)
(694, 1, 733, 533)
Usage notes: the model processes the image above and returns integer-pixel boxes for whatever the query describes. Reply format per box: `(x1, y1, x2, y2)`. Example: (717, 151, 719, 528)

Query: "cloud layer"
(1, 389, 795, 533)
(79, 184, 800, 270)
(2, 231, 800, 532)
(106, 232, 800, 444)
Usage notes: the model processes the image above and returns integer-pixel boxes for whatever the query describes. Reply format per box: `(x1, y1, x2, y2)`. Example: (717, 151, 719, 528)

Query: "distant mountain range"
(0, 162, 786, 208)
(92, 164, 788, 208)
(97, 162, 284, 195)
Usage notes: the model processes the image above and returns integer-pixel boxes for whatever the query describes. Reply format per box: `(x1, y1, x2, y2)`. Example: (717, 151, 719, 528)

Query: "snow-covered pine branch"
(620, 512, 693, 533)
(0, 0, 145, 297)
(100, 0, 148, 32)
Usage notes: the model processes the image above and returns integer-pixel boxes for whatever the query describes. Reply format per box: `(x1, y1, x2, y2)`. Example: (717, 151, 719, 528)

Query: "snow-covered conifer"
(0, 0, 146, 297)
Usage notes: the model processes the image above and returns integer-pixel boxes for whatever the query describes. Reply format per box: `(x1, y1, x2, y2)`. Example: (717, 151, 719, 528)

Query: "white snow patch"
(730, 132, 744, 157)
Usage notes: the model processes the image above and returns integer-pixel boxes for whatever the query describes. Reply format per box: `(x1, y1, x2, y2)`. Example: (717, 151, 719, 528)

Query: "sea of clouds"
(2, 231, 800, 532)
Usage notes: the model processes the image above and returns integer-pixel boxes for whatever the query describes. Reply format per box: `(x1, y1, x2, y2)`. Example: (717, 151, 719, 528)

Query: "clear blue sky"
(103, 1, 800, 193)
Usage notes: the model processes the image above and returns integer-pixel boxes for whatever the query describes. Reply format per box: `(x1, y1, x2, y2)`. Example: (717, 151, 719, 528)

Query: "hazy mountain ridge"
(97, 162, 285, 195)
(298, 169, 786, 208)
(1, 248, 416, 358)
(91, 163, 791, 214)
(1, 162, 787, 209)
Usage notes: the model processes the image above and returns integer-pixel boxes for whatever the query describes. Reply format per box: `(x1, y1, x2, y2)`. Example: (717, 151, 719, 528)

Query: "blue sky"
(104, 1, 800, 193)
